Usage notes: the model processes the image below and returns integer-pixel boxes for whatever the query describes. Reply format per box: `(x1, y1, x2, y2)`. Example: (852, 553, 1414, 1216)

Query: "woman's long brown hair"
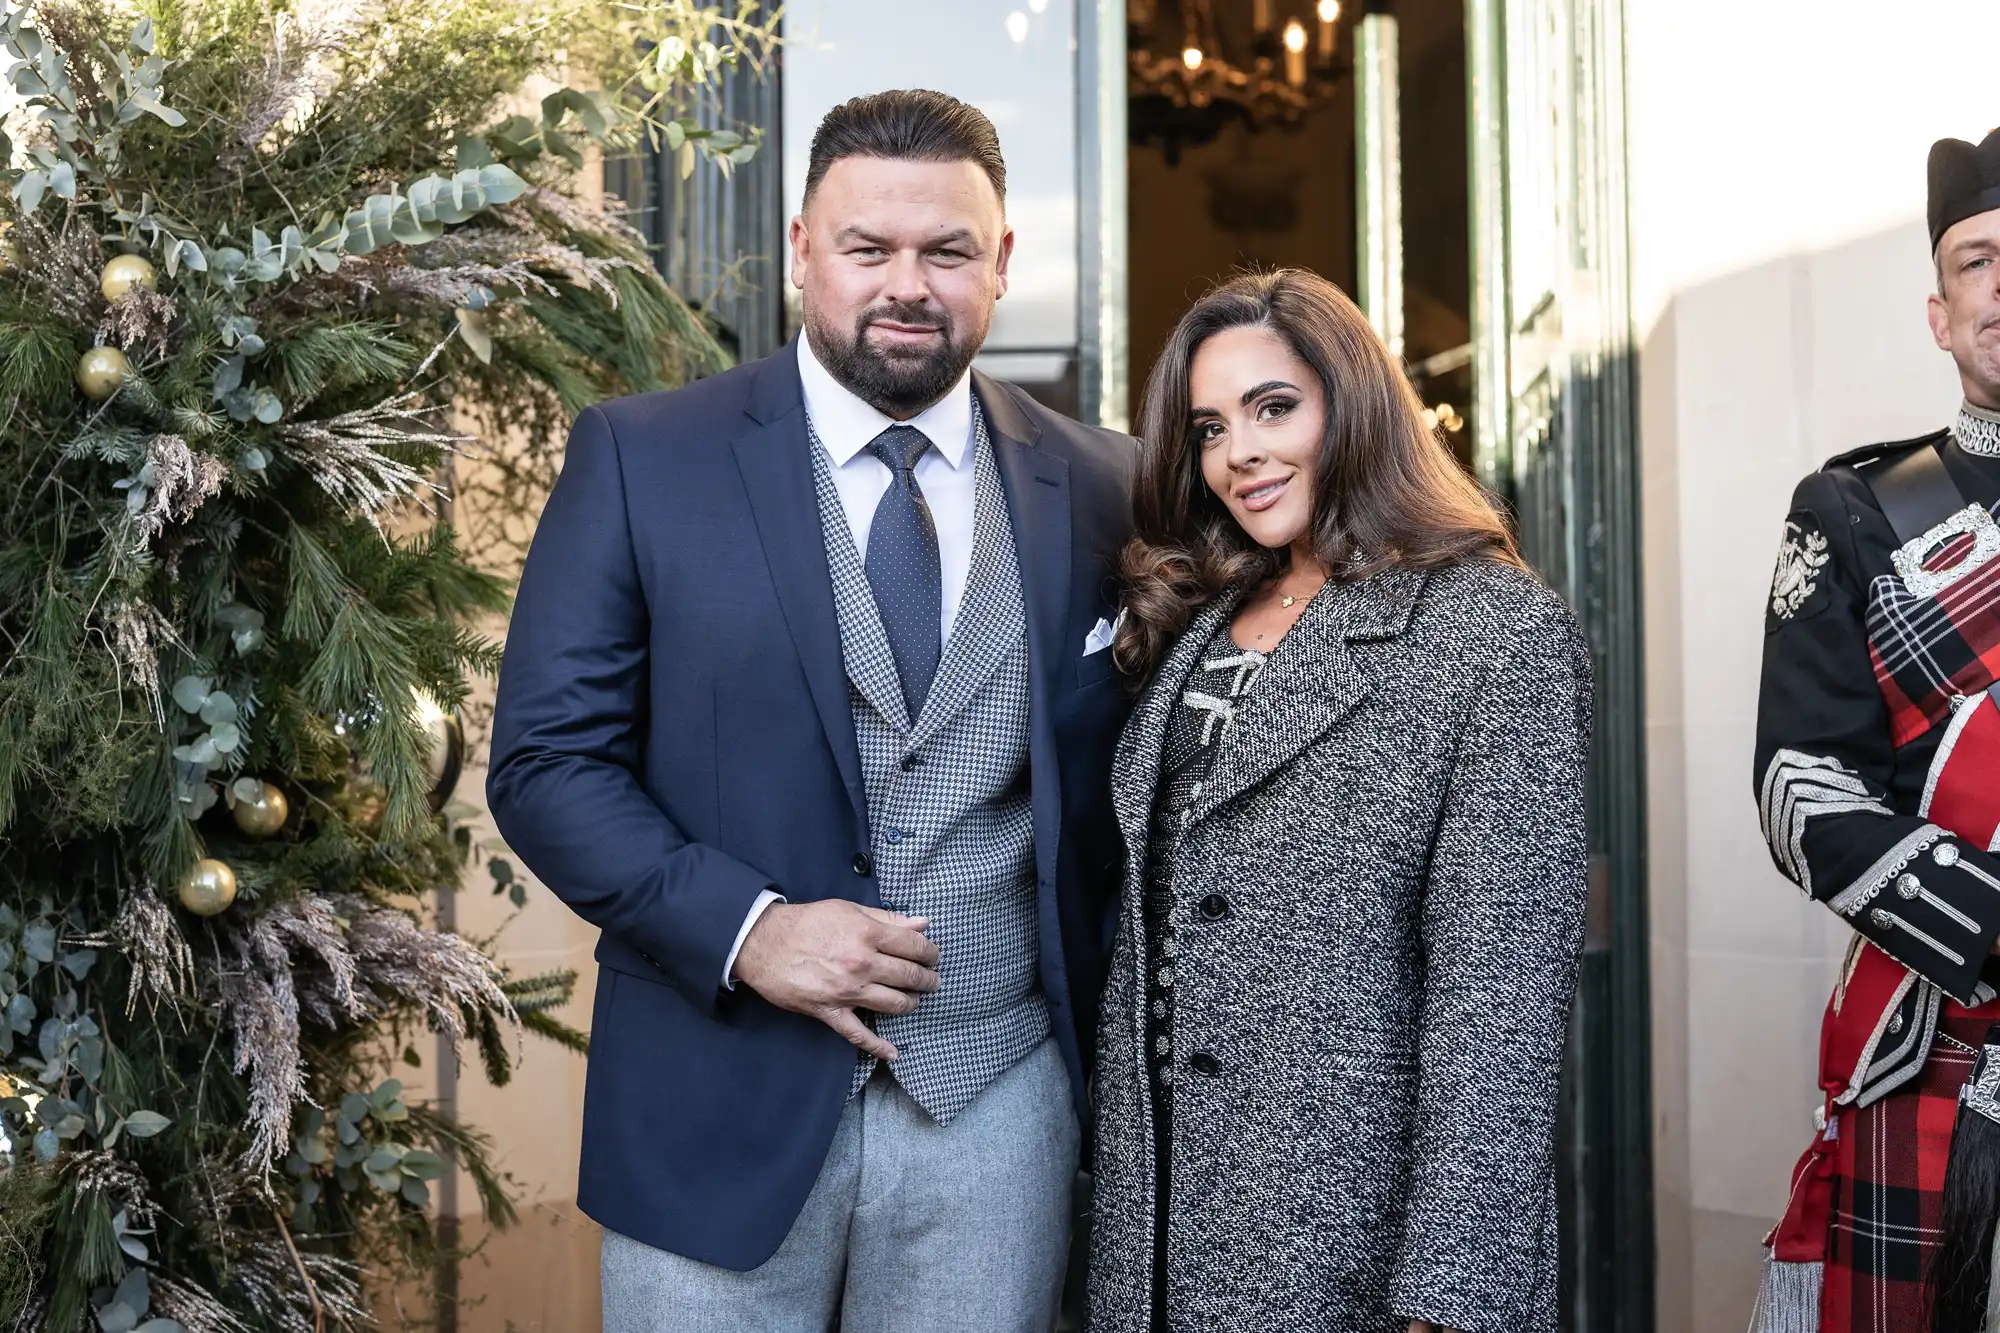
(1112, 268, 1522, 681)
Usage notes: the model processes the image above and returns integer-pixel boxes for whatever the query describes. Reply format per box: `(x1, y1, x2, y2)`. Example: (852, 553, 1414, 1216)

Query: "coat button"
(1198, 893, 1231, 922)
(901, 754, 921, 771)
(1189, 1051, 1221, 1077)
(852, 853, 873, 876)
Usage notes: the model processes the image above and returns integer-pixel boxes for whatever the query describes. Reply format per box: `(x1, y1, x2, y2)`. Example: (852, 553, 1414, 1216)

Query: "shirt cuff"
(722, 889, 785, 990)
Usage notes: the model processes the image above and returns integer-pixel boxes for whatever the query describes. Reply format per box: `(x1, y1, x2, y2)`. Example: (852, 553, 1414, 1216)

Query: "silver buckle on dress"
(1961, 1041, 2000, 1128)
(1891, 504, 2000, 599)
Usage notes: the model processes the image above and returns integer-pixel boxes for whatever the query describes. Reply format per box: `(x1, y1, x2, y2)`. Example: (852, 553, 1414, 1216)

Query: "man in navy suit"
(488, 89, 1134, 1329)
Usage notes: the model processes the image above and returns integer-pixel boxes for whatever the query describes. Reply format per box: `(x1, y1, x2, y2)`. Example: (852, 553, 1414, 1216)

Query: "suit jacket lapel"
(982, 373, 1071, 907)
(1189, 566, 1429, 826)
(730, 348, 868, 825)
(982, 375, 1068, 714)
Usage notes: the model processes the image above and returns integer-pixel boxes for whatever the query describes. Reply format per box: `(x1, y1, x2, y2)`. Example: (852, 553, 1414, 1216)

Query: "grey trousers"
(601, 1037, 1079, 1333)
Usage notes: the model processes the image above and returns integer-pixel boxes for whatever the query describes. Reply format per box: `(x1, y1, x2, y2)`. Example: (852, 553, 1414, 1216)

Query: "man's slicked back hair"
(803, 89, 1006, 208)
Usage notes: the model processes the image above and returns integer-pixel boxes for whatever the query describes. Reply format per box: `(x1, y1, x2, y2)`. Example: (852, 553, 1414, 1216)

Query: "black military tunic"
(1755, 402, 2000, 1003)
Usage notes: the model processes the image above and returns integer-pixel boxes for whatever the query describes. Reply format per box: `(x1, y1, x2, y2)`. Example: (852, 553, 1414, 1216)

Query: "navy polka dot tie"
(866, 424, 942, 722)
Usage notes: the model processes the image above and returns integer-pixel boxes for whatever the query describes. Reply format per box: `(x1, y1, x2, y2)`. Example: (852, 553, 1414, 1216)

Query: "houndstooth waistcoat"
(804, 403, 1049, 1124)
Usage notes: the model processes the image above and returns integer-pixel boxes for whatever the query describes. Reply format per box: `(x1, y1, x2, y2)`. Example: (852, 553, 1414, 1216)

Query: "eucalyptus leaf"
(171, 675, 211, 712)
(372, 1078, 404, 1108)
(47, 161, 74, 200)
(251, 389, 282, 424)
(198, 691, 237, 726)
(21, 925, 54, 964)
(50, 1113, 84, 1138)
(364, 1145, 403, 1173)
(237, 334, 265, 356)
(232, 777, 262, 802)
(130, 15, 155, 53)
(31, 1128, 56, 1160)
(187, 736, 217, 767)
(400, 1148, 446, 1179)
(12, 168, 45, 213)
(237, 446, 268, 474)
(400, 1177, 430, 1207)
(58, 949, 94, 979)
(339, 1092, 370, 1123)
(211, 355, 244, 400)
(122, 1110, 170, 1138)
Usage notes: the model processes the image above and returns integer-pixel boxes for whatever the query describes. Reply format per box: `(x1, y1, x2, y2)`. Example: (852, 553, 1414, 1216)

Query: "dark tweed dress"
(1143, 618, 1270, 1330)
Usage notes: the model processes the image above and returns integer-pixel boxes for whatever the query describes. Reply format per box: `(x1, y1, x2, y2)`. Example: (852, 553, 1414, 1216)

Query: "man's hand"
(731, 899, 941, 1061)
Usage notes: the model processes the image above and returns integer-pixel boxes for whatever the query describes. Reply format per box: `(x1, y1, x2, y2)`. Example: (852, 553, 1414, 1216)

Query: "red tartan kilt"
(1822, 1001, 2000, 1333)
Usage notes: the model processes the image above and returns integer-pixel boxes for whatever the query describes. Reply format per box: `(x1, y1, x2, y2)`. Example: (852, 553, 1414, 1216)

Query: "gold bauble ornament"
(76, 346, 130, 402)
(231, 781, 289, 838)
(178, 858, 238, 917)
(99, 253, 157, 302)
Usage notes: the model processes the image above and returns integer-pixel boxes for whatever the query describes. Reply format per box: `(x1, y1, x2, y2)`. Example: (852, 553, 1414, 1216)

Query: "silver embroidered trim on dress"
(1759, 749, 1895, 897)
(1954, 400, 2000, 459)
(1890, 503, 2000, 599)
(1829, 823, 1950, 916)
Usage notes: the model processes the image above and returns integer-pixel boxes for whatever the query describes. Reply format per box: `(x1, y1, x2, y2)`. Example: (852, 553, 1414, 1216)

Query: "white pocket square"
(1083, 609, 1125, 657)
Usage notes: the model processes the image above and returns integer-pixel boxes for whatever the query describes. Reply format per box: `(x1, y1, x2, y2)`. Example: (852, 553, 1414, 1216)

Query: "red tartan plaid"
(1868, 528, 2000, 748)
(1822, 1003, 2000, 1333)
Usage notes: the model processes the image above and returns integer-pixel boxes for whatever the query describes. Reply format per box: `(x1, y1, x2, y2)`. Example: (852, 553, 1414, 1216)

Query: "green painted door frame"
(1463, 0, 1654, 1327)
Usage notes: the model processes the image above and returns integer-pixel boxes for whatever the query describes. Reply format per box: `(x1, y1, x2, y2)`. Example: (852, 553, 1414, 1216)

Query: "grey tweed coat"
(1086, 560, 1593, 1333)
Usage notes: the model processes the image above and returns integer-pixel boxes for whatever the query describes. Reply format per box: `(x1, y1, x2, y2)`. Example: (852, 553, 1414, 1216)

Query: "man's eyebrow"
(829, 226, 980, 249)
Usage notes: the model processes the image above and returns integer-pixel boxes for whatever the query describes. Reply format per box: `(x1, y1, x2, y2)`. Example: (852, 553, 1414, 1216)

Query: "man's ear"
(789, 213, 810, 291)
(994, 225, 1016, 301)
(1929, 287, 1954, 353)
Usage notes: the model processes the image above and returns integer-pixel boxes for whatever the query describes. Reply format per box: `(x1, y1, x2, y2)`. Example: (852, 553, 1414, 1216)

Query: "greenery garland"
(0, 1, 772, 1327)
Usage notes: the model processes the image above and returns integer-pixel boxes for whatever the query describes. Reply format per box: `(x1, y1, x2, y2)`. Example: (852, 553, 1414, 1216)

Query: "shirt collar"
(797, 332, 974, 470)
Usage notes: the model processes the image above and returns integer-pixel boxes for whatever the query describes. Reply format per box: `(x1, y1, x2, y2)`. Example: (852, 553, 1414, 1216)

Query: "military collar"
(1953, 400, 2000, 458)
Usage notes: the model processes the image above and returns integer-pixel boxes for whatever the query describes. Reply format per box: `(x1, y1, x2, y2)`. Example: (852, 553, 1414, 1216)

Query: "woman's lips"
(1237, 476, 1290, 513)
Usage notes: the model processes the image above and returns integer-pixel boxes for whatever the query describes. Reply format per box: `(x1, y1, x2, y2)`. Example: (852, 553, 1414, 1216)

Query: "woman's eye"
(1195, 421, 1224, 445)
(1257, 398, 1296, 421)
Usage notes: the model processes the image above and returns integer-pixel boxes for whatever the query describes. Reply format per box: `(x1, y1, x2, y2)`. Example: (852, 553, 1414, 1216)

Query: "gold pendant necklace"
(1280, 595, 1297, 608)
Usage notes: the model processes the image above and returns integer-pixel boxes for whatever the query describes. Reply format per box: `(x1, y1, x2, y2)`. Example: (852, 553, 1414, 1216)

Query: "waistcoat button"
(1198, 893, 1231, 922)
(852, 853, 874, 877)
(1189, 1051, 1221, 1077)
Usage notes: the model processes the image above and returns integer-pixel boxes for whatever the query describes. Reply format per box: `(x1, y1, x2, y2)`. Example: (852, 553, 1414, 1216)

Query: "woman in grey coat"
(1088, 268, 1592, 1333)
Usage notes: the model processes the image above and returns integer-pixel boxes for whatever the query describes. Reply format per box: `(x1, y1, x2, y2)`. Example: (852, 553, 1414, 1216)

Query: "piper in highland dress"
(1753, 128, 2000, 1333)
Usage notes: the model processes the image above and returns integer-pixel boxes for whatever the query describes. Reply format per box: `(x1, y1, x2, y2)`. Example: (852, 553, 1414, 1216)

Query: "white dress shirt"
(721, 335, 981, 989)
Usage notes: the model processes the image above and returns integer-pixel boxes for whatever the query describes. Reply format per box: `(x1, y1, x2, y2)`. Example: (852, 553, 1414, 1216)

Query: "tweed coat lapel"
(1110, 590, 1244, 874)
(910, 413, 1020, 751)
(1188, 565, 1430, 827)
(803, 418, 913, 735)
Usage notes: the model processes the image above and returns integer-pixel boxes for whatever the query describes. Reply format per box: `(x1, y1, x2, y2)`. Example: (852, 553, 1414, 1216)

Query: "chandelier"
(1130, 0, 1348, 164)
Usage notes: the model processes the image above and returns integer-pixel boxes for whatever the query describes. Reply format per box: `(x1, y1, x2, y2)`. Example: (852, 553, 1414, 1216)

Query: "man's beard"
(807, 300, 983, 419)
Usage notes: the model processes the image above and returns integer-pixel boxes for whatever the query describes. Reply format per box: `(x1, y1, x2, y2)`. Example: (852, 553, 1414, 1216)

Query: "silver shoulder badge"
(1891, 503, 2000, 600)
(1770, 513, 1832, 625)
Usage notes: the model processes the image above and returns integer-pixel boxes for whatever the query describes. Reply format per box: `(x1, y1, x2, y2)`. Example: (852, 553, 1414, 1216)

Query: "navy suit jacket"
(487, 343, 1135, 1270)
